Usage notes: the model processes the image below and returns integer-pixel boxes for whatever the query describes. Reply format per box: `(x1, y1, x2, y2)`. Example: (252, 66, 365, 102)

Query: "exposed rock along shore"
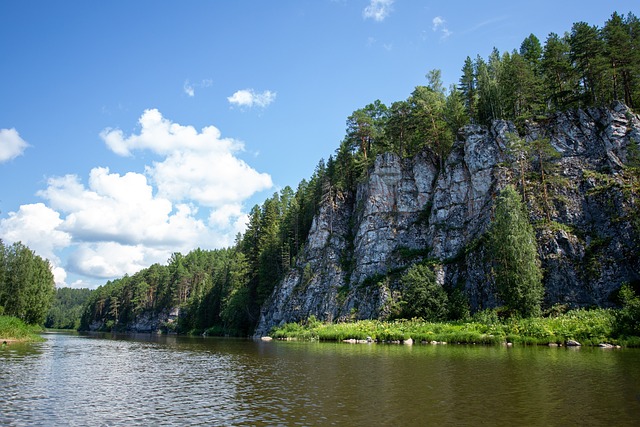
(254, 102, 640, 337)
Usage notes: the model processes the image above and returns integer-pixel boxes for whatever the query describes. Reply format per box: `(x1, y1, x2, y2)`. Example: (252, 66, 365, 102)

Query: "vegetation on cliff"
(79, 11, 640, 337)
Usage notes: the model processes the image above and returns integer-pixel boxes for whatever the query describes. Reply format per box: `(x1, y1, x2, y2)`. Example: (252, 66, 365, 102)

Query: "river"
(1, 331, 639, 426)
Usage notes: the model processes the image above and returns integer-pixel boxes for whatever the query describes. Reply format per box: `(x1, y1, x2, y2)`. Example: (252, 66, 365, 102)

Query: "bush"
(397, 264, 448, 321)
(615, 283, 640, 337)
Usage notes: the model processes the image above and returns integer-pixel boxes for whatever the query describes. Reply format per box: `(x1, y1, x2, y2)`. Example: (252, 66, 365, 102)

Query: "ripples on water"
(1, 332, 640, 426)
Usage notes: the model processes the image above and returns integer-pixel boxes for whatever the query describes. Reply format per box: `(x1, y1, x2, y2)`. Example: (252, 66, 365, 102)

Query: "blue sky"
(0, 0, 635, 288)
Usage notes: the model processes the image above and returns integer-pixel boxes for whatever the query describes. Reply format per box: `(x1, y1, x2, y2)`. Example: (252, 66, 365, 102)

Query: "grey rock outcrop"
(254, 103, 640, 337)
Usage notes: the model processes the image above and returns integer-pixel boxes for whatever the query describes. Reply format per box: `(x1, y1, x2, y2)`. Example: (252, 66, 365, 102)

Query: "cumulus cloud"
(227, 89, 277, 109)
(100, 108, 241, 157)
(0, 203, 72, 286)
(432, 16, 452, 39)
(67, 242, 165, 279)
(363, 0, 394, 22)
(0, 110, 273, 286)
(100, 109, 273, 208)
(23, 166, 245, 280)
(0, 203, 71, 263)
(0, 128, 29, 163)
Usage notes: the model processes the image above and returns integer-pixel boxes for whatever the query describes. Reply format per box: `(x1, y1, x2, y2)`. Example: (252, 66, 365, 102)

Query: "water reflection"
(1, 332, 639, 426)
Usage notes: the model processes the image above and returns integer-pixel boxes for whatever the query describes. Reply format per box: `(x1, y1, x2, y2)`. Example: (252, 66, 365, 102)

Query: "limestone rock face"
(254, 103, 640, 337)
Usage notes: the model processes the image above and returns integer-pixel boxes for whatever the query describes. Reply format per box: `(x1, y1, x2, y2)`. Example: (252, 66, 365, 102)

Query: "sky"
(0, 0, 636, 289)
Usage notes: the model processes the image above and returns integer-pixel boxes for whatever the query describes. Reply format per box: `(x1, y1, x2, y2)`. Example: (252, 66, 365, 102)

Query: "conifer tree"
(487, 185, 544, 317)
(541, 32, 576, 111)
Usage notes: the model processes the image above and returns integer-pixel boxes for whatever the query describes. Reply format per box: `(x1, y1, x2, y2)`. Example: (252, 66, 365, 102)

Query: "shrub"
(615, 283, 640, 336)
(397, 264, 448, 321)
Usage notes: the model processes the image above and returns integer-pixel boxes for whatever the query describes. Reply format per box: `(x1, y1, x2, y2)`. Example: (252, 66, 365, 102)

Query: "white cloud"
(147, 150, 273, 207)
(432, 16, 452, 40)
(0, 203, 72, 286)
(52, 266, 68, 288)
(100, 108, 240, 157)
(100, 109, 272, 208)
(1, 110, 272, 286)
(0, 203, 71, 263)
(227, 89, 277, 109)
(184, 80, 195, 97)
(363, 0, 394, 22)
(36, 167, 213, 249)
(0, 128, 29, 163)
(183, 79, 212, 97)
(66, 242, 169, 279)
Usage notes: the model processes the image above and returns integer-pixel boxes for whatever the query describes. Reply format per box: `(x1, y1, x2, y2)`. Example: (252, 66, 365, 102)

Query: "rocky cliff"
(254, 102, 640, 336)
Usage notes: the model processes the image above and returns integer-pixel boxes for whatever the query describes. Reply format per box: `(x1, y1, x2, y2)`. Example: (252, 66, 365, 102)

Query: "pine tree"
(541, 32, 577, 111)
(602, 12, 640, 107)
(459, 56, 477, 121)
(487, 185, 544, 317)
(569, 22, 608, 106)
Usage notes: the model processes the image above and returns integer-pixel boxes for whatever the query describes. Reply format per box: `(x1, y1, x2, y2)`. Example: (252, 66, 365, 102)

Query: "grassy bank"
(0, 316, 45, 343)
(270, 309, 640, 347)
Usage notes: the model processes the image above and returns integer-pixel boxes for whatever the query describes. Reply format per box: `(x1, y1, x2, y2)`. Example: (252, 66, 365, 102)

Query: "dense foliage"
(271, 308, 625, 347)
(487, 186, 544, 317)
(0, 240, 55, 325)
(80, 179, 323, 336)
(396, 263, 449, 321)
(45, 288, 93, 329)
(0, 315, 45, 341)
(80, 12, 640, 335)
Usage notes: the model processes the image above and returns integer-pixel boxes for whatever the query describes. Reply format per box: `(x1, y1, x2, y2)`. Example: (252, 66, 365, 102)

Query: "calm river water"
(1, 331, 640, 426)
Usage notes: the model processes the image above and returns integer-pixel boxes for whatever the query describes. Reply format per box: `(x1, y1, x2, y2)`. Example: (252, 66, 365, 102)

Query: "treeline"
(322, 11, 640, 190)
(0, 240, 55, 325)
(45, 287, 93, 329)
(462, 11, 640, 122)
(81, 12, 639, 335)
(80, 180, 325, 335)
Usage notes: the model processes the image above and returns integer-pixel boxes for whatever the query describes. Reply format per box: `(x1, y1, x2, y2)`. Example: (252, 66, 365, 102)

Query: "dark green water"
(1, 331, 639, 426)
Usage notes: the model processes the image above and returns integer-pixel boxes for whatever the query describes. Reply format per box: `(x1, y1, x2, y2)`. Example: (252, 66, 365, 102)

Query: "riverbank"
(269, 308, 640, 347)
(0, 316, 45, 343)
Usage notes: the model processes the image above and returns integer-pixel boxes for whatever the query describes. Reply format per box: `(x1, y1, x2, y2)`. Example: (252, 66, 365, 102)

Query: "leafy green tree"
(344, 100, 388, 162)
(520, 33, 543, 71)
(0, 241, 55, 325)
(487, 185, 544, 317)
(386, 100, 414, 157)
(398, 263, 448, 321)
(408, 73, 453, 168)
(444, 84, 469, 137)
(615, 283, 640, 336)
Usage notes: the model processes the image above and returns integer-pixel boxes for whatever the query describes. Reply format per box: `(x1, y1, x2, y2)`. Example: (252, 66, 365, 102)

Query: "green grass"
(269, 308, 637, 346)
(0, 315, 45, 342)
